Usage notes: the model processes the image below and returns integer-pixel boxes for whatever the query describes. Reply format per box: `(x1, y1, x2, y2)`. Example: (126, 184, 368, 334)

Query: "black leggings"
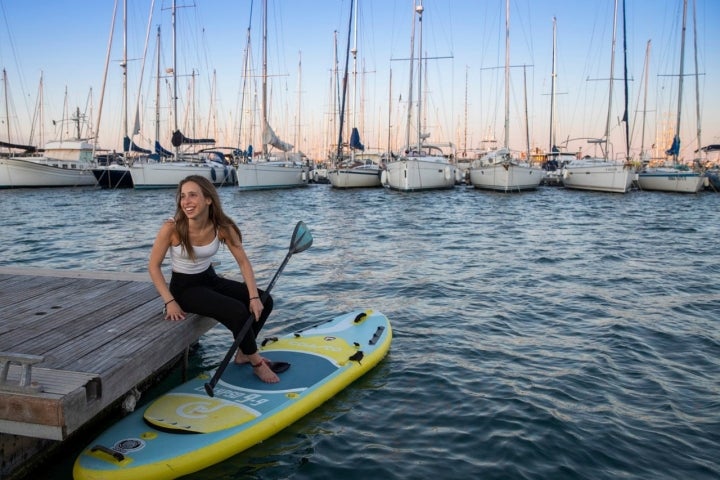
(169, 266, 274, 356)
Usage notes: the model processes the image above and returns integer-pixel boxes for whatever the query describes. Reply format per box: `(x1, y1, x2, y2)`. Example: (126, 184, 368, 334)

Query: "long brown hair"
(174, 175, 242, 259)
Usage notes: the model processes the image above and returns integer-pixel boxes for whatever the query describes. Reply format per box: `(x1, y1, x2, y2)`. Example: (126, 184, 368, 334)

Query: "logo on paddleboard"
(113, 438, 146, 453)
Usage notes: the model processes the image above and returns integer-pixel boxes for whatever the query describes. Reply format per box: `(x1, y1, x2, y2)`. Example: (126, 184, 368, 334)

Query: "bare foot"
(252, 362, 279, 383)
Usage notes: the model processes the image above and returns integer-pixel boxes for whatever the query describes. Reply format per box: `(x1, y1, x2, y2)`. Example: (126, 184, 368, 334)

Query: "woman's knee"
(260, 294, 274, 319)
(263, 293, 274, 311)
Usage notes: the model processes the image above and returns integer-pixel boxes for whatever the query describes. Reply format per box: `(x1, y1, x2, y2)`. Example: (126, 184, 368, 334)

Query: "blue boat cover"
(349, 127, 364, 151)
(123, 136, 152, 154)
(154, 141, 173, 158)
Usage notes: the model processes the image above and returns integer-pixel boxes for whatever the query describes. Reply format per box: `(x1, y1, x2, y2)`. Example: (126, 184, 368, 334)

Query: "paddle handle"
(204, 250, 293, 397)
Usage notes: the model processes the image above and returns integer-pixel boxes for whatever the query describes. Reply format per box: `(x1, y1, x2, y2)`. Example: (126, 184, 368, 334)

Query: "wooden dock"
(0, 267, 216, 478)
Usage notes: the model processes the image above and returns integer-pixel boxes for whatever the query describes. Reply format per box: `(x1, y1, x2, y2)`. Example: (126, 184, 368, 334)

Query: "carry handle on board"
(204, 221, 313, 397)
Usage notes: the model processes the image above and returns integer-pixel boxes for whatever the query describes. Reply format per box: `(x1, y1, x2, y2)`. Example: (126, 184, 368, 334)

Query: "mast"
(691, 0, 701, 161)
(621, 0, 630, 160)
(122, 0, 128, 153)
(172, 0, 179, 159)
(93, 0, 119, 155)
(262, 0, 268, 157)
(2, 69, 9, 146)
(209, 69, 217, 140)
(604, 0, 619, 160)
(36, 72, 45, 146)
(387, 68, 392, 156)
(523, 65, 530, 160)
(549, 17, 557, 152)
(404, 1, 417, 150)
(350, 0, 359, 162)
(130, 0, 155, 153)
(336, 0, 354, 161)
(672, 0, 688, 165)
(640, 40, 651, 162)
(416, 0, 424, 151)
(503, 0, 510, 149)
(155, 26, 162, 156)
(296, 50, 302, 153)
(325, 30, 338, 161)
(463, 66, 468, 157)
(237, 1, 253, 152)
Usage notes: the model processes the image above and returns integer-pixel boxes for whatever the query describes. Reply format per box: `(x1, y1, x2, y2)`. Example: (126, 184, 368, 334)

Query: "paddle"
(204, 221, 313, 397)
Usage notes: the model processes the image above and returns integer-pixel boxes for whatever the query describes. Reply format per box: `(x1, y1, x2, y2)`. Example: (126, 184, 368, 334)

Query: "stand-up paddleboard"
(73, 309, 392, 480)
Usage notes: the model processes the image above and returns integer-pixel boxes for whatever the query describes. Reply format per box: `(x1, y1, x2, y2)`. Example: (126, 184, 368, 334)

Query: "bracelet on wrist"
(250, 296, 260, 301)
(164, 298, 176, 306)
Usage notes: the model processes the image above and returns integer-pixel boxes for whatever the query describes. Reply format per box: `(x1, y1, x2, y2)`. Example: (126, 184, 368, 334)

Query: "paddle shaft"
(204, 250, 293, 397)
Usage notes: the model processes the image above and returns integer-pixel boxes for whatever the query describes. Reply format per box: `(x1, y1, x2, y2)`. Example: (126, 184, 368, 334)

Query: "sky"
(1, 0, 719, 163)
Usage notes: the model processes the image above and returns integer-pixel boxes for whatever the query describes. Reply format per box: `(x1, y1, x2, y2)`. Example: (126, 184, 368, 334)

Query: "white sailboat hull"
(469, 163, 543, 192)
(562, 159, 635, 193)
(382, 157, 455, 192)
(236, 161, 307, 191)
(0, 156, 96, 188)
(130, 161, 236, 189)
(637, 168, 704, 193)
(328, 165, 382, 188)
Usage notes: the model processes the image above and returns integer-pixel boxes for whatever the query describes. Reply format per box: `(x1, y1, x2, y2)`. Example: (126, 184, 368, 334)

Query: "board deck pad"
(74, 309, 392, 480)
(144, 350, 337, 433)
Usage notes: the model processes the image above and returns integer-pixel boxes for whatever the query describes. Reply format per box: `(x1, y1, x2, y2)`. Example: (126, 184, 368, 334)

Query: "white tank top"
(170, 234, 220, 274)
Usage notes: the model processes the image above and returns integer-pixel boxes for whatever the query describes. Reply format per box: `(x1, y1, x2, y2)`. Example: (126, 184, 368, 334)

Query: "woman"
(148, 175, 282, 383)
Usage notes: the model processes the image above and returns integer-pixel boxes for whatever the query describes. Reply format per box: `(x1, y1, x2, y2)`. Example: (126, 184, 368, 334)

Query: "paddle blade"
(289, 221, 313, 254)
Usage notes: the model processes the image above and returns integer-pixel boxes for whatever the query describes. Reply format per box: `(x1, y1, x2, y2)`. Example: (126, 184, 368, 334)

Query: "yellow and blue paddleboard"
(74, 309, 392, 480)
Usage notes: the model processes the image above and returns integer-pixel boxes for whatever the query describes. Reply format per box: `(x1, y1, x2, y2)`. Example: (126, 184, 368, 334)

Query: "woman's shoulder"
(217, 222, 241, 245)
(161, 217, 176, 231)
(157, 217, 178, 240)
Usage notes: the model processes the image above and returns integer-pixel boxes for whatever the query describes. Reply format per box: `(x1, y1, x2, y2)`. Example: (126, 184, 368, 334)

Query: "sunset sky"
(2, 0, 718, 162)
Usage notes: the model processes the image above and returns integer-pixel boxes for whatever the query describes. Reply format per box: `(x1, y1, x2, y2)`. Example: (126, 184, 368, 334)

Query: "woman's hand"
(164, 299, 186, 321)
(249, 297, 264, 321)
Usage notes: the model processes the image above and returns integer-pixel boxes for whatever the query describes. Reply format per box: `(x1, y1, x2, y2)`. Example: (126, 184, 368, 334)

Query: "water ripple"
(2, 186, 719, 480)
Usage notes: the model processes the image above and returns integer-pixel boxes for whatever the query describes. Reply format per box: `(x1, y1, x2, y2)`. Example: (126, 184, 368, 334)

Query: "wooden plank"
(0, 366, 101, 434)
(0, 365, 100, 396)
(6, 281, 159, 358)
(0, 274, 63, 303)
(0, 419, 64, 441)
(0, 267, 216, 444)
(44, 293, 170, 373)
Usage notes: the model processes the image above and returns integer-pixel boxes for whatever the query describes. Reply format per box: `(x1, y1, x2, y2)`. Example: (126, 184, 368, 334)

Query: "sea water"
(1, 185, 718, 480)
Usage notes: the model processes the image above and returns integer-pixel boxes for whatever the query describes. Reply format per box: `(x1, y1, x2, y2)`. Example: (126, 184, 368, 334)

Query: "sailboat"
(328, 0, 382, 189)
(382, 0, 455, 192)
(561, 0, 635, 194)
(1, 64, 100, 189)
(130, 0, 235, 189)
(541, 17, 575, 186)
(637, 0, 704, 193)
(235, 0, 307, 191)
(469, 0, 543, 193)
(1, 77, 98, 189)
